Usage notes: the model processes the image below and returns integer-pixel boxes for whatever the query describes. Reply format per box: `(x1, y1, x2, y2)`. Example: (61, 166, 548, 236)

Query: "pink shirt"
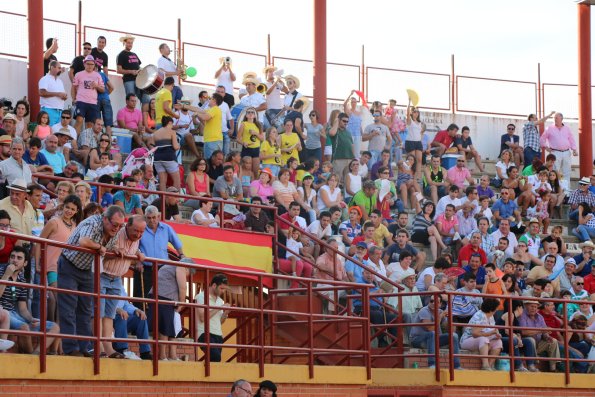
(446, 166, 471, 188)
(540, 124, 577, 151)
(73, 70, 104, 105)
(117, 107, 143, 129)
(435, 213, 459, 235)
(103, 227, 140, 277)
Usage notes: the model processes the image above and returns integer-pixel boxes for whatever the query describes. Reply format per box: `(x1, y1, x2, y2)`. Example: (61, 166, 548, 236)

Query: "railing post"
(258, 275, 265, 377)
(433, 291, 440, 381)
(77, 0, 82, 54)
(152, 258, 159, 376)
(447, 293, 454, 381)
(562, 300, 570, 384)
(451, 54, 456, 114)
(507, 295, 515, 383)
(39, 242, 48, 374)
(307, 280, 314, 379)
(267, 33, 271, 65)
(361, 45, 366, 102)
(93, 253, 101, 375)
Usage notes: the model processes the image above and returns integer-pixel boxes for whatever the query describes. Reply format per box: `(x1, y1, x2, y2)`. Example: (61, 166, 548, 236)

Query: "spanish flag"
(166, 222, 273, 285)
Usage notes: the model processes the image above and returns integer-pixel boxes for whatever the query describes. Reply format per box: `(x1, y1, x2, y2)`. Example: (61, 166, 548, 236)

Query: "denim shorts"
(41, 107, 62, 127)
(98, 98, 114, 127)
(154, 160, 180, 174)
(99, 274, 123, 319)
(10, 310, 56, 331)
(74, 101, 99, 122)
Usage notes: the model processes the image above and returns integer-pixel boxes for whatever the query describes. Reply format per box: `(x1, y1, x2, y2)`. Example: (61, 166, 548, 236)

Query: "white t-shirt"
(435, 195, 462, 219)
(51, 123, 77, 149)
(495, 161, 515, 180)
(490, 230, 518, 257)
(191, 209, 217, 228)
(297, 186, 317, 207)
(157, 56, 179, 86)
(174, 110, 194, 136)
(219, 101, 232, 133)
(286, 238, 303, 259)
(317, 185, 341, 211)
(407, 120, 423, 142)
(216, 69, 234, 95)
(266, 81, 284, 109)
(194, 291, 225, 336)
(38, 74, 66, 109)
(416, 267, 436, 292)
(283, 90, 303, 108)
(306, 220, 332, 240)
(239, 93, 266, 123)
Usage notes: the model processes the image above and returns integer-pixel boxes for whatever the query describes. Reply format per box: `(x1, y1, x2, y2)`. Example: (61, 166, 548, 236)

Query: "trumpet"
(257, 83, 268, 95)
(177, 51, 188, 81)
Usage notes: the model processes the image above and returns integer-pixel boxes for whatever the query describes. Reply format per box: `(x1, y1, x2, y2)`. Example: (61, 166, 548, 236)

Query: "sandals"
(101, 351, 125, 359)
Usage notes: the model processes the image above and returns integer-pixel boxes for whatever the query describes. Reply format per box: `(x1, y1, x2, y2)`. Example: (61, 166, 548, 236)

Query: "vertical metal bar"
(307, 281, 314, 378)
(361, 45, 366, 102)
(27, 0, 44, 118)
(447, 293, 454, 381)
(536, 63, 542, 120)
(507, 295, 515, 383)
(177, 18, 182, 63)
(152, 259, 159, 376)
(93, 254, 101, 375)
(396, 293, 403, 368)
(39, 242, 48, 373)
(258, 276, 265, 377)
(77, 0, 82, 54)
(363, 286, 371, 379)
(577, 2, 593, 178)
(433, 291, 440, 381)
(562, 300, 569, 384)
(451, 54, 456, 114)
(313, 0, 328, 124)
(267, 34, 271, 65)
(204, 268, 211, 377)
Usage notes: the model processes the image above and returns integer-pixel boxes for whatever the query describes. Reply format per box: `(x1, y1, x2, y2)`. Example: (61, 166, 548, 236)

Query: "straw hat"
(579, 241, 595, 250)
(179, 96, 192, 104)
(243, 77, 260, 86)
(578, 176, 590, 185)
(55, 127, 73, 140)
(262, 65, 277, 74)
(284, 75, 300, 89)
(6, 179, 29, 193)
(2, 113, 17, 123)
(294, 96, 310, 111)
(396, 268, 416, 283)
(0, 135, 12, 145)
(119, 34, 135, 43)
(242, 71, 257, 80)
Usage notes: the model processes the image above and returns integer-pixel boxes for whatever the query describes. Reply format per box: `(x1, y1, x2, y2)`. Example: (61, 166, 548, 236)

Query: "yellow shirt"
(280, 132, 300, 165)
(241, 121, 261, 149)
(372, 224, 392, 248)
(155, 88, 172, 124)
(260, 140, 281, 166)
(203, 106, 223, 143)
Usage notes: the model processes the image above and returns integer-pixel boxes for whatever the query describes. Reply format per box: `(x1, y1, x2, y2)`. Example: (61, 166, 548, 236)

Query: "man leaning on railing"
(57, 205, 126, 357)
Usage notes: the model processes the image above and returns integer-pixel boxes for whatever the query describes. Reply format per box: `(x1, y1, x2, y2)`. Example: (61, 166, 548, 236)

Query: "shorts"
(10, 310, 56, 332)
(47, 271, 58, 285)
(154, 160, 180, 174)
(241, 146, 260, 158)
(99, 274, 123, 319)
(411, 230, 430, 245)
(74, 101, 99, 123)
(324, 145, 332, 156)
(148, 296, 176, 338)
(97, 98, 114, 127)
(405, 140, 423, 152)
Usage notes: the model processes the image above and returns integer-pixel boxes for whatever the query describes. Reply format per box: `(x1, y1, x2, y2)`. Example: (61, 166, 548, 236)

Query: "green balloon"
(186, 67, 197, 78)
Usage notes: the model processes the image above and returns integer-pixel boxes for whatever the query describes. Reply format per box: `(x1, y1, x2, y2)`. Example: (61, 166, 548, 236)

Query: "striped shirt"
(62, 215, 113, 271)
(103, 227, 140, 277)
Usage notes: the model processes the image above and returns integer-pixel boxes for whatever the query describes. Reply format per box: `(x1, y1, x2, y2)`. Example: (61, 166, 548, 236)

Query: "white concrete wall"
(2, 58, 593, 168)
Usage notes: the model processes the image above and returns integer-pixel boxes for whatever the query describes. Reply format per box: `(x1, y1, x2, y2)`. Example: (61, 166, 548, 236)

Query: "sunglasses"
(457, 160, 465, 163)
(61, 116, 71, 119)
(507, 127, 515, 130)
(100, 139, 110, 143)
(246, 111, 256, 115)
(575, 282, 584, 285)
(0, 222, 10, 228)
(83, 47, 92, 50)
(341, 119, 349, 123)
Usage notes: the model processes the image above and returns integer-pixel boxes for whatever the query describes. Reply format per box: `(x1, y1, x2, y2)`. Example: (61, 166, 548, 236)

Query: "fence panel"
(366, 66, 451, 111)
(456, 76, 536, 117)
(0, 11, 75, 62)
(541, 83, 595, 120)
(84, 26, 176, 73)
(182, 42, 267, 91)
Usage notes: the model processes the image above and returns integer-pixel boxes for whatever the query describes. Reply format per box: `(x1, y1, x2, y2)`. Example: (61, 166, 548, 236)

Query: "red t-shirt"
(457, 244, 487, 267)
(0, 234, 17, 264)
(584, 274, 595, 295)
(433, 130, 455, 148)
(350, 236, 375, 260)
(277, 212, 299, 231)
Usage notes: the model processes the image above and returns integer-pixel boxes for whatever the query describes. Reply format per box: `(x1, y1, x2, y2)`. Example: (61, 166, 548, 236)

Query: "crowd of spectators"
(0, 34, 594, 373)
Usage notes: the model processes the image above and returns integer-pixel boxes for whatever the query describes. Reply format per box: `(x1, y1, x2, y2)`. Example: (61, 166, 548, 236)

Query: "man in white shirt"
(306, 211, 333, 258)
(282, 75, 303, 110)
(239, 77, 267, 124)
(51, 109, 77, 150)
(194, 273, 230, 362)
(157, 43, 183, 105)
(263, 65, 285, 129)
(173, 97, 201, 159)
(214, 58, 236, 108)
(489, 218, 518, 257)
(38, 60, 67, 126)
(435, 185, 463, 220)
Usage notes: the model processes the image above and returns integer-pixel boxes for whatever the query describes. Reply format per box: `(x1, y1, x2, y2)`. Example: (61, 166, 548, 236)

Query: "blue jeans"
(524, 147, 540, 169)
(198, 333, 224, 362)
(410, 331, 461, 368)
(572, 225, 595, 242)
(123, 80, 150, 105)
(390, 139, 403, 164)
(113, 311, 151, 354)
(560, 344, 589, 373)
(222, 133, 230, 156)
(303, 147, 322, 162)
(569, 209, 579, 222)
(57, 256, 94, 354)
(99, 274, 122, 319)
(369, 150, 382, 167)
(204, 140, 223, 161)
(172, 86, 183, 106)
(500, 336, 536, 368)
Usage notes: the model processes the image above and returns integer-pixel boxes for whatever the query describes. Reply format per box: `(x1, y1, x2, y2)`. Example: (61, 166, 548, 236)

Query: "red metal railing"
(0, 228, 371, 378)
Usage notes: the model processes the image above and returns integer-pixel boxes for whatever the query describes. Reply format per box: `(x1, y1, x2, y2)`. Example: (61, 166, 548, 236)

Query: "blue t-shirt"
(345, 258, 368, 284)
(459, 265, 487, 288)
(339, 220, 362, 244)
(98, 72, 110, 101)
(112, 190, 141, 214)
(492, 199, 519, 227)
(101, 192, 114, 208)
(23, 150, 49, 166)
(40, 149, 66, 174)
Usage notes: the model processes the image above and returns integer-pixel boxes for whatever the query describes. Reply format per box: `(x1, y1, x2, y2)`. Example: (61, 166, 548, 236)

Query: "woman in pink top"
(35, 194, 83, 322)
(186, 158, 210, 197)
(250, 168, 274, 203)
(33, 110, 51, 140)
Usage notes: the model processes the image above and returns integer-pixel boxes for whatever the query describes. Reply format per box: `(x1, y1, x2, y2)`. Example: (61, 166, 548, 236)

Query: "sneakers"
(0, 339, 14, 351)
(140, 351, 153, 360)
(517, 366, 529, 372)
(122, 350, 141, 360)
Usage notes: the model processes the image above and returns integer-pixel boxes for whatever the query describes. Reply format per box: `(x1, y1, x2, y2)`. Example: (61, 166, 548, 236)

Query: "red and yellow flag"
(166, 222, 273, 281)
